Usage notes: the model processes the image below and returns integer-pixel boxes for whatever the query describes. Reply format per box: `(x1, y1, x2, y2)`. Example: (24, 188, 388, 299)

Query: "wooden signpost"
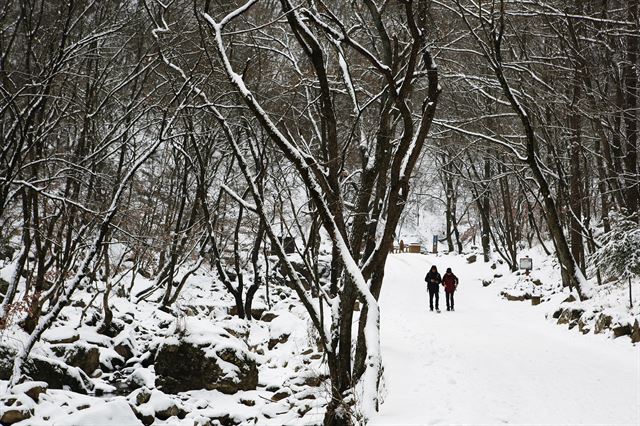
(519, 256, 533, 276)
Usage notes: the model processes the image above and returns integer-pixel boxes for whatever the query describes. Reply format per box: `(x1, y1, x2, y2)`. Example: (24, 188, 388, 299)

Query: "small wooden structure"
(407, 243, 422, 253)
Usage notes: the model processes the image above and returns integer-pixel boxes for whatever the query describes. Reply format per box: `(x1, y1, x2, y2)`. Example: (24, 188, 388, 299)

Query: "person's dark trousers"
(429, 289, 439, 310)
(446, 291, 454, 310)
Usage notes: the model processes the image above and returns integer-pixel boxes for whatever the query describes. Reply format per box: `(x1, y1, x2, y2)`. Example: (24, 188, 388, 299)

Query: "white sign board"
(519, 257, 533, 270)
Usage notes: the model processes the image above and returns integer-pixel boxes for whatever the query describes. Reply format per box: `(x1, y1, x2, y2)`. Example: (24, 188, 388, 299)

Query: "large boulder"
(155, 339, 258, 394)
(24, 355, 94, 394)
(51, 343, 100, 375)
(1, 347, 92, 394)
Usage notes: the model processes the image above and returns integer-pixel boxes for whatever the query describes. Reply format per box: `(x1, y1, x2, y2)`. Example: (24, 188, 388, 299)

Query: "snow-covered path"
(370, 253, 640, 425)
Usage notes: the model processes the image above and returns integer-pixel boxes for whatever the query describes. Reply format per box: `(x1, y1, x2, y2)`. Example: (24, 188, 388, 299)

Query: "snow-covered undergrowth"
(0, 260, 330, 425)
(494, 243, 640, 343)
(1, 232, 638, 425)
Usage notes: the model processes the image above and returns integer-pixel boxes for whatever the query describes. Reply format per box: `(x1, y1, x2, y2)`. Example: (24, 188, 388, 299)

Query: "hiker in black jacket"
(425, 265, 442, 312)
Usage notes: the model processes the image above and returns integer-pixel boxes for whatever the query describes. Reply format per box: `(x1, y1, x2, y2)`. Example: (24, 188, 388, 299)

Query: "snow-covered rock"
(154, 318, 258, 394)
(25, 355, 95, 394)
(0, 392, 35, 425)
(50, 342, 100, 375)
(127, 388, 185, 424)
(61, 397, 141, 426)
(0, 346, 94, 394)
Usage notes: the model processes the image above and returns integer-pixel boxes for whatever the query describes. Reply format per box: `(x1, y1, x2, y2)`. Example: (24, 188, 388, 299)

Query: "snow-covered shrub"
(592, 213, 640, 280)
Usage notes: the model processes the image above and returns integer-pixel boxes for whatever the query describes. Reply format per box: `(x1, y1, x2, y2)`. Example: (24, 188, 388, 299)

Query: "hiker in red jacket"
(442, 268, 459, 311)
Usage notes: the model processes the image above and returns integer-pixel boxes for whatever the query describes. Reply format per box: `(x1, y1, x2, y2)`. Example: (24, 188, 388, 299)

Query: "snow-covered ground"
(371, 253, 640, 425)
(2, 248, 638, 425)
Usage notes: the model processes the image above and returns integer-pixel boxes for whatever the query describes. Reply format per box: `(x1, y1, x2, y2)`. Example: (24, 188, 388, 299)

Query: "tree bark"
(622, 0, 639, 219)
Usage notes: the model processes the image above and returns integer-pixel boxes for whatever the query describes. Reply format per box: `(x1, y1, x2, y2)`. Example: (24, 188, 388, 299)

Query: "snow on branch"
(204, 6, 383, 420)
(221, 184, 258, 213)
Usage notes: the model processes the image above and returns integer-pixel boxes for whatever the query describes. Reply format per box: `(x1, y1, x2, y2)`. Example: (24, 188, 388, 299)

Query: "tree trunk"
(480, 159, 492, 262)
(623, 0, 639, 219)
(569, 76, 585, 274)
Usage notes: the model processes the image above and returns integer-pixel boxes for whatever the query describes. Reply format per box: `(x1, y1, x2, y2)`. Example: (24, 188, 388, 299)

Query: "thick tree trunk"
(623, 0, 639, 219)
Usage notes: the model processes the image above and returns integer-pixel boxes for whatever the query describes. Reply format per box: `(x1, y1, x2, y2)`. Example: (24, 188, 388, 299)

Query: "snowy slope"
(371, 253, 640, 425)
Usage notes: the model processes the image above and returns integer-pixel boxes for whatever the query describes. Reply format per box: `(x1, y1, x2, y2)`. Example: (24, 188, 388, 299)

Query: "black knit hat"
(446, 267, 452, 273)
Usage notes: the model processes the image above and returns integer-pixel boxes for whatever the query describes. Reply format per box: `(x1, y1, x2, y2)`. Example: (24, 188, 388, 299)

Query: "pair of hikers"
(424, 265, 458, 312)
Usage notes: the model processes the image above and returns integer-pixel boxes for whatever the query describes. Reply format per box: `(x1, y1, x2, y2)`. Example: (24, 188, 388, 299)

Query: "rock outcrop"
(155, 339, 257, 394)
(0, 347, 93, 394)
(51, 343, 100, 375)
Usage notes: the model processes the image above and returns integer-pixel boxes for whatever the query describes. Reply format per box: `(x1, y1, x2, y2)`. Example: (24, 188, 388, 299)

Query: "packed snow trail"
(370, 253, 640, 425)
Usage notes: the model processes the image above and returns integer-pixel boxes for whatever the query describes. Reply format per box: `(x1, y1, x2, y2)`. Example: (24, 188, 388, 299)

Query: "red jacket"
(442, 273, 458, 293)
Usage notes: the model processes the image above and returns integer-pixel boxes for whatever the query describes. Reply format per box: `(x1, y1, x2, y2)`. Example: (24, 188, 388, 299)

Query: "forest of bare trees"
(1, 1, 638, 424)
